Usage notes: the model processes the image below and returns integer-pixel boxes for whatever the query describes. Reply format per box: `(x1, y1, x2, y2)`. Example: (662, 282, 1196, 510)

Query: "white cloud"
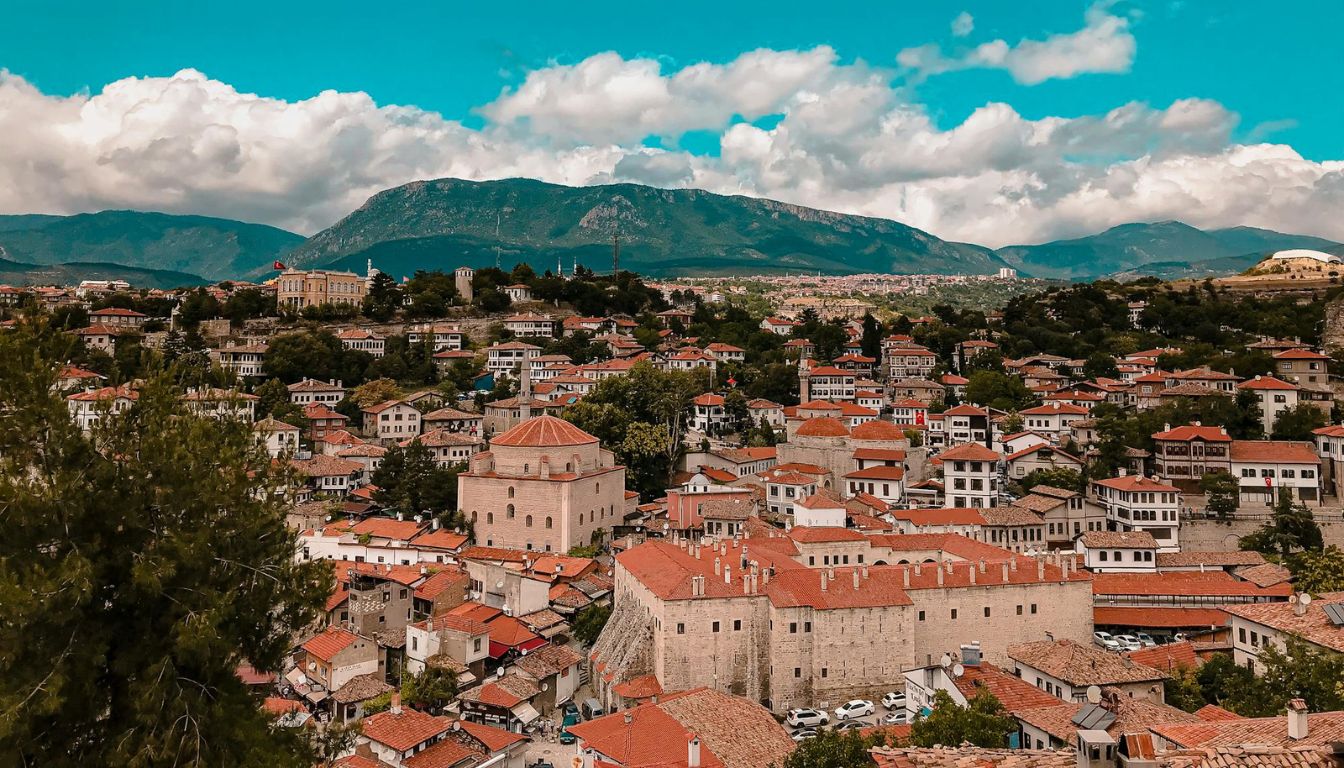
(899, 3, 1136, 85)
(951, 12, 975, 37)
(2, 54, 1343, 251)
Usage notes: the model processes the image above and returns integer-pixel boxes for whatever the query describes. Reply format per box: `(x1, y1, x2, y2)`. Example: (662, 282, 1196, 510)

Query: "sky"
(2, 0, 1342, 246)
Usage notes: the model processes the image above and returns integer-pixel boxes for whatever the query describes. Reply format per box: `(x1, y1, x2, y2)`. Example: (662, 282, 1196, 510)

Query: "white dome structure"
(1270, 248, 1341, 264)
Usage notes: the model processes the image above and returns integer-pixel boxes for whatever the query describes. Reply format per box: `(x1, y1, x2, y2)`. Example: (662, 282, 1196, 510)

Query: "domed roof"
(850, 420, 906, 440)
(795, 416, 850, 437)
(1271, 249, 1341, 264)
(491, 415, 598, 448)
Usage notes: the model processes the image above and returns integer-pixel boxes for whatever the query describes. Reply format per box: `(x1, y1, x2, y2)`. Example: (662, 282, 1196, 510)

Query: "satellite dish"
(1085, 685, 1102, 704)
(1289, 594, 1299, 604)
(940, 654, 952, 668)
(541, 682, 549, 692)
(1300, 593, 1313, 606)
(952, 663, 965, 678)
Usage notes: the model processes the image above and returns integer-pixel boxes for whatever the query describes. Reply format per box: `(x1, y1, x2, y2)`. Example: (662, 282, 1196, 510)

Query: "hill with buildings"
(0, 211, 303, 282)
(995, 221, 1339, 280)
(285, 177, 1008, 277)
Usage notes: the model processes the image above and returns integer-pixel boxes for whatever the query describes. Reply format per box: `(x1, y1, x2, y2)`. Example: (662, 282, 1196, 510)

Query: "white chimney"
(688, 736, 702, 768)
(820, 571, 828, 591)
(390, 692, 402, 715)
(1288, 699, 1309, 740)
(852, 569, 860, 590)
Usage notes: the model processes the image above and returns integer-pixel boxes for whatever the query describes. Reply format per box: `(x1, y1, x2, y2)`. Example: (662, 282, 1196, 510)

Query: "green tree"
(809, 323, 848, 362)
(1200, 471, 1239, 520)
(362, 271, 403, 322)
(860, 312, 883, 361)
(965, 370, 1036, 411)
(1164, 664, 1207, 713)
(349, 377, 402, 408)
(400, 666, 458, 715)
(1082, 351, 1120, 380)
(1252, 636, 1344, 714)
(1286, 545, 1344, 595)
(0, 325, 332, 765)
(263, 329, 370, 384)
(723, 389, 750, 434)
(1272, 403, 1329, 441)
(1018, 467, 1084, 494)
(909, 689, 1016, 748)
(371, 441, 462, 518)
(775, 729, 890, 768)
(1241, 488, 1324, 557)
(1195, 653, 1256, 711)
(572, 604, 612, 646)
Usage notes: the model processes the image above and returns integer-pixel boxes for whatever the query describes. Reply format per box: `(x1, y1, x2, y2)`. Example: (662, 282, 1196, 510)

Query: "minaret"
(518, 357, 533, 422)
(797, 356, 811, 403)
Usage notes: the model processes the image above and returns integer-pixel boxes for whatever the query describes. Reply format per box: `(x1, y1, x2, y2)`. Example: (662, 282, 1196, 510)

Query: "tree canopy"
(909, 689, 1016, 749)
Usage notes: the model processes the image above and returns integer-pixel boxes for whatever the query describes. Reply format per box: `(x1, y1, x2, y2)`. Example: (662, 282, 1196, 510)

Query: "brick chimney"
(390, 692, 402, 715)
(1288, 699, 1309, 740)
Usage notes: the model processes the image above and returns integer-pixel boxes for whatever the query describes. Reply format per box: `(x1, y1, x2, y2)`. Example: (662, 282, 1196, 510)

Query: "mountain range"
(1, 179, 1339, 286)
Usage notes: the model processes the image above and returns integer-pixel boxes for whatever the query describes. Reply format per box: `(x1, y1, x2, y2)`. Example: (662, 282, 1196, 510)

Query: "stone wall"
(1179, 514, 1344, 551)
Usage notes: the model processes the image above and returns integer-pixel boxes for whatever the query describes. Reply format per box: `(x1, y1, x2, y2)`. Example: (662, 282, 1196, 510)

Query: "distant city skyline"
(2, 1, 1343, 246)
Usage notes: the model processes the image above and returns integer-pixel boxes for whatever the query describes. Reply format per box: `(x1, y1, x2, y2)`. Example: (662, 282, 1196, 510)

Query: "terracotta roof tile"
(490, 415, 597, 447)
(1007, 639, 1167, 685)
(361, 706, 452, 752)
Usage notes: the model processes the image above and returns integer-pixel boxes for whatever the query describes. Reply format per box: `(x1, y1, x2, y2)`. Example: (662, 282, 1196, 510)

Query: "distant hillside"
(288, 177, 1006, 277)
(0, 257, 207, 289)
(0, 211, 303, 281)
(995, 221, 1340, 280)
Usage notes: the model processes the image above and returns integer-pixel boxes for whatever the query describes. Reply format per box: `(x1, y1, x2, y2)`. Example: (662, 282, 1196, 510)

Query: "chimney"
(1037, 558, 1046, 581)
(978, 559, 986, 573)
(1002, 562, 1010, 581)
(688, 736, 702, 768)
(723, 564, 731, 585)
(936, 567, 944, 587)
(390, 692, 402, 715)
(969, 565, 977, 585)
(914, 563, 923, 577)
(1288, 699, 1309, 740)
(1294, 595, 1308, 617)
(903, 568, 910, 587)
(714, 557, 721, 576)
(852, 569, 861, 590)
(820, 571, 828, 591)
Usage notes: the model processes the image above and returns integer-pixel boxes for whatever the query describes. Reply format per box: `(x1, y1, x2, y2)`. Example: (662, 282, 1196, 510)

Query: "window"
(733, 620, 742, 631)
(950, 609, 958, 619)
(487, 512, 494, 524)
(546, 516, 553, 529)
(1099, 551, 1108, 561)
(1031, 604, 1038, 614)
(507, 504, 515, 519)
(984, 607, 991, 617)
(794, 668, 802, 678)
(508, 486, 515, 498)
(789, 622, 798, 634)
(473, 638, 482, 653)
(712, 621, 720, 633)
(1017, 605, 1023, 616)
(525, 515, 533, 527)
(804, 621, 812, 632)
(821, 668, 828, 678)
(677, 623, 685, 635)
(918, 610, 926, 621)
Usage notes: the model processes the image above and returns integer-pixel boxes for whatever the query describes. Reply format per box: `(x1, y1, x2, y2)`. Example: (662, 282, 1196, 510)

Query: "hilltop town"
(7, 257, 1344, 768)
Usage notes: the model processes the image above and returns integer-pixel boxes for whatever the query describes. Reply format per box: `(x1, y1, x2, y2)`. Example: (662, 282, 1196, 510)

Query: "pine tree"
(0, 322, 333, 765)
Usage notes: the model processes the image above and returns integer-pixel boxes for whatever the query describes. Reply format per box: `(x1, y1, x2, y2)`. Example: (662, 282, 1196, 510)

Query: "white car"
(1136, 633, 1157, 647)
(881, 691, 906, 710)
(834, 700, 876, 721)
(1115, 635, 1143, 652)
(785, 708, 829, 728)
(1093, 631, 1120, 651)
(790, 728, 817, 742)
(883, 711, 908, 725)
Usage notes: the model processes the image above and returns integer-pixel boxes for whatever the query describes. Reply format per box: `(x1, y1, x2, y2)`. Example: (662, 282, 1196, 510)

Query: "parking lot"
(785, 698, 909, 741)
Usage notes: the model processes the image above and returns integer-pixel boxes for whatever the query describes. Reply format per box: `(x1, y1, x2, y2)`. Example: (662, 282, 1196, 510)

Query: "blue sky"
(2, 0, 1342, 244)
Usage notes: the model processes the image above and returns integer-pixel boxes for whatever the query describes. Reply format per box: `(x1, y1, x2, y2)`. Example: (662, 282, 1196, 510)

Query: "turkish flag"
(273, 260, 287, 270)
(1264, 476, 1273, 488)
(915, 411, 925, 425)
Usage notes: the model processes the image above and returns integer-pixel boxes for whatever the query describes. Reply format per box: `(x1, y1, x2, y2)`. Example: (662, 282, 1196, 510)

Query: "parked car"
(883, 711, 909, 725)
(1115, 635, 1143, 652)
(836, 720, 863, 731)
(881, 691, 906, 710)
(1093, 631, 1121, 651)
(786, 708, 830, 728)
(1136, 633, 1157, 647)
(790, 728, 818, 742)
(559, 702, 581, 744)
(834, 700, 876, 721)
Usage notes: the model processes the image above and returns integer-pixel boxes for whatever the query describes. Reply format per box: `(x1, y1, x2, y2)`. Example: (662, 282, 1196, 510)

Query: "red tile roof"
(1091, 571, 1293, 598)
(851, 420, 908, 440)
(456, 719, 528, 752)
(490, 415, 598, 447)
(301, 626, 360, 662)
(951, 663, 1062, 714)
(1124, 640, 1201, 671)
(794, 416, 850, 437)
(938, 442, 1001, 461)
(361, 706, 452, 752)
(1228, 440, 1320, 464)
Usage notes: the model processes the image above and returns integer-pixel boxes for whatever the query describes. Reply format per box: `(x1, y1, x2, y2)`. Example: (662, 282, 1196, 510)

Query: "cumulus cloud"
(899, 3, 1136, 85)
(2, 53, 1343, 249)
(951, 12, 975, 37)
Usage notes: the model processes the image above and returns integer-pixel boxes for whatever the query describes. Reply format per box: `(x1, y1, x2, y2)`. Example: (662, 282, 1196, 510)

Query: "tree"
(775, 729, 890, 768)
(0, 324, 332, 765)
(809, 323, 848, 362)
(1286, 545, 1344, 595)
(1251, 636, 1344, 714)
(1200, 471, 1239, 520)
(723, 389, 750, 434)
(965, 370, 1036, 411)
(860, 313, 883, 361)
(1195, 653, 1256, 711)
(1018, 467, 1083, 494)
(909, 689, 1016, 748)
(1164, 664, 1207, 713)
(263, 330, 369, 385)
(349, 377, 402, 408)
(1272, 403, 1329, 441)
(572, 604, 612, 646)
(371, 441, 462, 518)
(1082, 351, 1120, 380)
(400, 666, 458, 715)
(362, 272, 403, 322)
(1241, 488, 1324, 557)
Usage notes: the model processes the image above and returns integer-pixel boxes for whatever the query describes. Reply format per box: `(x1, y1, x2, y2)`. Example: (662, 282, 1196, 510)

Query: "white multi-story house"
(337, 328, 386, 358)
(940, 405, 992, 445)
(361, 400, 423, 444)
(406, 323, 466, 351)
(1073, 530, 1157, 573)
(486, 341, 541, 378)
(1018, 403, 1088, 440)
(67, 386, 138, 433)
(1237, 376, 1301, 435)
(1090, 472, 1182, 552)
(792, 491, 847, 528)
(939, 442, 1001, 508)
(886, 346, 937, 379)
(800, 365, 856, 401)
(255, 417, 302, 458)
(1312, 425, 1344, 499)
(502, 283, 533, 303)
(288, 378, 346, 406)
(181, 387, 259, 422)
(1224, 596, 1344, 674)
(665, 349, 718, 375)
(763, 471, 818, 519)
(704, 342, 746, 364)
(503, 312, 555, 339)
(688, 393, 728, 433)
(212, 342, 268, 379)
(1230, 440, 1322, 505)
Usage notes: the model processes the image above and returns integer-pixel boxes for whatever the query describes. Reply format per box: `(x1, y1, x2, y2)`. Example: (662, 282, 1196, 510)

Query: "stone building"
(276, 268, 367, 310)
(457, 415, 627, 552)
(591, 530, 1092, 714)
